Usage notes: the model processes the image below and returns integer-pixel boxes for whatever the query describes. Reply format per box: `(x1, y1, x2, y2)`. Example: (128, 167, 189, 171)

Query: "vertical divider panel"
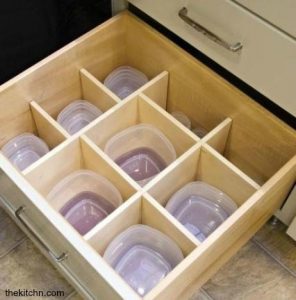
(85, 194, 142, 253)
(80, 135, 140, 191)
(138, 94, 199, 152)
(202, 144, 261, 192)
(140, 71, 169, 109)
(202, 117, 232, 154)
(144, 144, 201, 199)
(24, 138, 82, 195)
(143, 193, 200, 254)
(80, 68, 121, 109)
(30, 101, 70, 147)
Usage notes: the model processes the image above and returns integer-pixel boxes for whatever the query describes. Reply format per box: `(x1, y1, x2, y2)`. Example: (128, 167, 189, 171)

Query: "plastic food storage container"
(57, 100, 103, 135)
(1, 133, 49, 171)
(171, 111, 191, 129)
(104, 124, 177, 186)
(166, 181, 238, 242)
(104, 66, 149, 99)
(103, 224, 184, 296)
(47, 170, 122, 235)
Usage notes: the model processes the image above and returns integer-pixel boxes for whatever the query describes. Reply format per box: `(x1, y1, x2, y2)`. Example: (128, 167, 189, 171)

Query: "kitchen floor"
(0, 205, 295, 300)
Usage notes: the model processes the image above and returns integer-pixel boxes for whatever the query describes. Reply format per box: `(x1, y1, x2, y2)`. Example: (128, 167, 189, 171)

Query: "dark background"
(0, 0, 111, 84)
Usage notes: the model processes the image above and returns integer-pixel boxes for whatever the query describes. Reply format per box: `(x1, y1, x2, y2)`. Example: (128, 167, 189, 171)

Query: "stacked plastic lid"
(171, 111, 208, 138)
(166, 181, 238, 242)
(1, 133, 49, 171)
(104, 66, 149, 99)
(104, 225, 184, 296)
(57, 100, 103, 135)
(47, 170, 122, 235)
(104, 124, 176, 186)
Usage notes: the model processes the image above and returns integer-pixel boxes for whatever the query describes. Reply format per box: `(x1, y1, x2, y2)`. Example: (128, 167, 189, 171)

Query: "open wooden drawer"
(0, 12, 295, 300)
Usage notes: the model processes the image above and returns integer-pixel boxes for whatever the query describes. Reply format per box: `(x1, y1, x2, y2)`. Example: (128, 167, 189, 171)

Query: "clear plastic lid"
(171, 111, 191, 129)
(47, 170, 123, 212)
(103, 224, 184, 269)
(192, 125, 208, 138)
(1, 133, 49, 171)
(115, 245, 171, 296)
(57, 100, 103, 135)
(104, 124, 176, 186)
(165, 181, 238, 241)
(103, 225, 183, 296)
(59, 191, 117, 235)
(104, 66, 149, 99)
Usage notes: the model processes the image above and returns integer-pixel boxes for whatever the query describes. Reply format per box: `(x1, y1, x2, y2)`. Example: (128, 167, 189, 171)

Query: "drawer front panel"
(128, 0, 296, 117)
(234, 0, 296, 38)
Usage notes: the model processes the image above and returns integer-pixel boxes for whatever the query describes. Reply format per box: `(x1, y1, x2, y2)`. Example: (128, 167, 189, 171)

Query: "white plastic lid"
(171, 111, 191, 129)
(47, 170, 123, 211)
(104, 66, 149, 99)
(1, 133, 49, 171)
(104, 124, 176, 166)
(57, 100, 103, 135)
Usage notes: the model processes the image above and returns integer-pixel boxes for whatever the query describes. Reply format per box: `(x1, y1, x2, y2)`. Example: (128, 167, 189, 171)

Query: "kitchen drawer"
(128, 0, 296, 118)
(0, 12, 295, 300)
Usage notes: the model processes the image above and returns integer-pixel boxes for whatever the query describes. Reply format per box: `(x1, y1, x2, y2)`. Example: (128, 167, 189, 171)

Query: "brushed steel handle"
(15, 206, 68, 262)
(179, 7, 243, 52)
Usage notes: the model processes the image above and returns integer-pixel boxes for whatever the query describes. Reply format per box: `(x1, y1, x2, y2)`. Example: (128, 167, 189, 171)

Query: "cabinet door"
(128, 0, 296, 117)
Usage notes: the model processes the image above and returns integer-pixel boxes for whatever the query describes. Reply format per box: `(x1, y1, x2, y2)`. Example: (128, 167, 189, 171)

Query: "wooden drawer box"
(0, 12, 295, 300)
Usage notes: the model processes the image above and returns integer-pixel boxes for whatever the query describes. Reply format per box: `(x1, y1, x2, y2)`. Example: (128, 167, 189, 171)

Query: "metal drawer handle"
(179, 7, 243, 52)
(15, 206, 68, 262)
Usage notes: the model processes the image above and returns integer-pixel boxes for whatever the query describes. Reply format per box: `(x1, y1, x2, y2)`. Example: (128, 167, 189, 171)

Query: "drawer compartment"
(0, 12, 295, 300)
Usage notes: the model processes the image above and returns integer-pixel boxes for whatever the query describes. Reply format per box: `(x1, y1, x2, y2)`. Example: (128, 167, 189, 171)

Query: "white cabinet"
(234, 0, 296, 38)
(128, 0, 296, 117)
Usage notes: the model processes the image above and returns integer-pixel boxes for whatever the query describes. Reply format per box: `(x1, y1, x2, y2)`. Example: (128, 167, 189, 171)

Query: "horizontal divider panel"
(80, 68, 121, 108)
(139, 71, 169, 109)
(148, 144, 258, 208)
(85, 95, 197, 156)
(30, 101, 70, 146)
(87, 196, 197, 259)
(24, 136, 138, 209)
(144, 156, 296, 300)
(202, 118, 232, 154)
